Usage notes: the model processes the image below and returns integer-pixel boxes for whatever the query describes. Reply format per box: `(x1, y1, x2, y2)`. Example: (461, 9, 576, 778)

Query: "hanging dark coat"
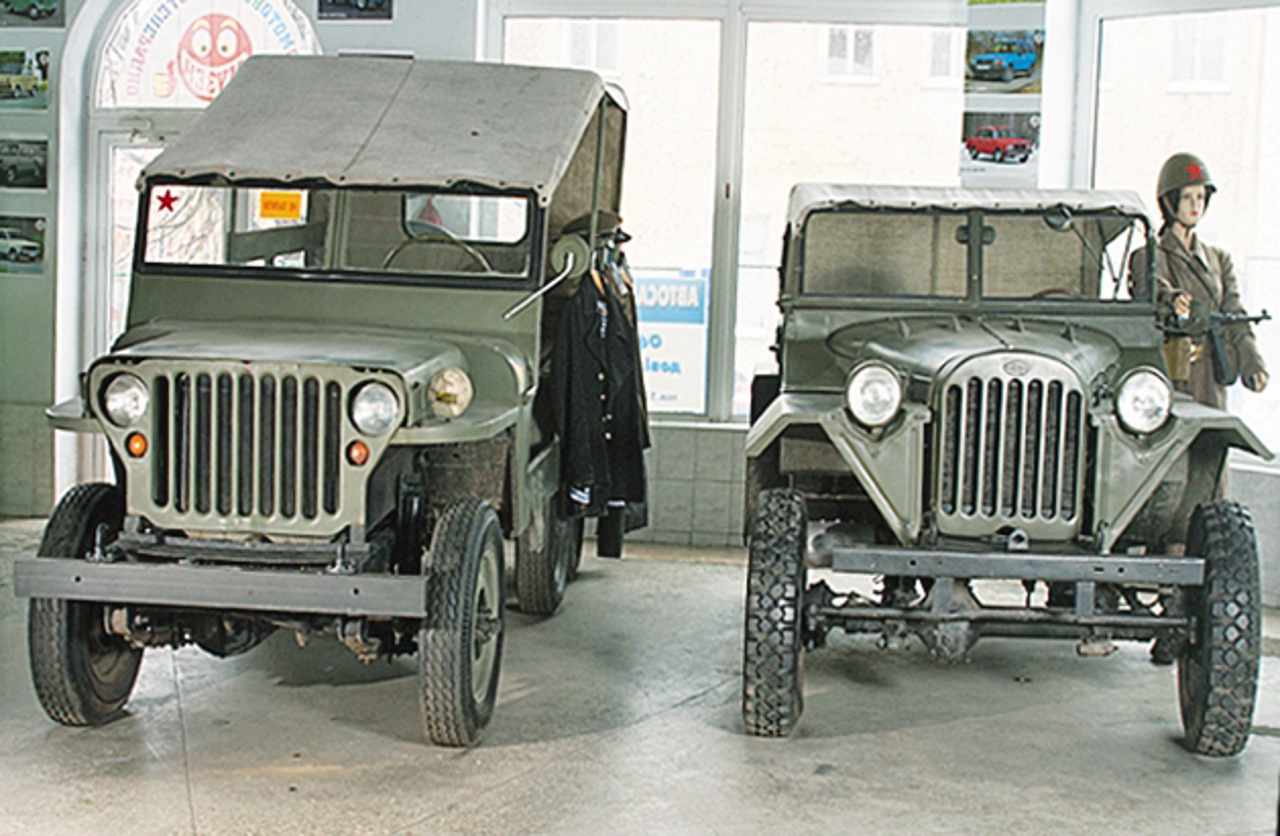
(552, 268, 649, 522)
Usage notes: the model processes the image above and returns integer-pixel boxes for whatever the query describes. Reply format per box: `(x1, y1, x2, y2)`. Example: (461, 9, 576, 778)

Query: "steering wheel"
(382, 222, 495, 273)
(1031, 287, 1080, 299)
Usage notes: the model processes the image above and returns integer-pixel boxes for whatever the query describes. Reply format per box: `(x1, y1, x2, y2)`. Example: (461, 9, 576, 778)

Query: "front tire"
(419, 498, 505, 746)
(28, 484, 143, 726)
(1177, 501, 1261, 756)
(742, 489, 808, 737)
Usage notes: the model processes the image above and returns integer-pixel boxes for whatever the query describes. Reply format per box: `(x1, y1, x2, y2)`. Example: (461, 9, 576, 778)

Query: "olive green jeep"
(14, 56, 629, 746)
(742, 185, 1269, 756)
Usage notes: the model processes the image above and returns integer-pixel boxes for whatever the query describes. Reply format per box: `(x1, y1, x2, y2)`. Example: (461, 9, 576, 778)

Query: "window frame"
(486, 0, 968, 422)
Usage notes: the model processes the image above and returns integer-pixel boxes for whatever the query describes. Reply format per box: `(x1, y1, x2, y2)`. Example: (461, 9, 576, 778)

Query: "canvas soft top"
(788, 184, 1149, 227)
(141, 56, 625, 205)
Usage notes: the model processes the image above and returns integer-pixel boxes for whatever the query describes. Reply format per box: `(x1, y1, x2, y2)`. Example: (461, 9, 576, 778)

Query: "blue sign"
(634, 275, 707, 324)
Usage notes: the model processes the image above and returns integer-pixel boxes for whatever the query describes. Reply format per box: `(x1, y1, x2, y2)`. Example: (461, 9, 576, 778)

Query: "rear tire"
(1177, 501, 1261, 756)
(515, 491, 572, 615)
(419, 498, 505, 746)
(742, 489, 807, 737)
(28, 484, 143, 726)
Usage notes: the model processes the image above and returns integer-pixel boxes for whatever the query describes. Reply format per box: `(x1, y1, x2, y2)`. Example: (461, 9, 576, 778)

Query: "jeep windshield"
(800, 206, 1147, 301)
(141, 184, 535, 283)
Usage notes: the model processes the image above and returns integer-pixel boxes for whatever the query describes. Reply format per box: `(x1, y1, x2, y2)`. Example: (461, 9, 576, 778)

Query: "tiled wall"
(1233, 467, 1279, 608)
(0, 405, 54, 517)
(632, 423, 747, 548)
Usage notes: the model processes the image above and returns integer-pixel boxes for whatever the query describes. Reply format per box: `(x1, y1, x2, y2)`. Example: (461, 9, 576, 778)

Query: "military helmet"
(1158, 152, 1215, 201)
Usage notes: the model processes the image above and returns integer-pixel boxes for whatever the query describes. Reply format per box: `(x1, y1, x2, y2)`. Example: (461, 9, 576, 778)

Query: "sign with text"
(634, 271, 709, 413)
(98, 0, 319, 109)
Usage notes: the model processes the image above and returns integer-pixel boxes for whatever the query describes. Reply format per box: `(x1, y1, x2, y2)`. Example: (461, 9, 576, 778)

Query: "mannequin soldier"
(1132, 152, 1268, 407)
(1130, 153, 1268, 664)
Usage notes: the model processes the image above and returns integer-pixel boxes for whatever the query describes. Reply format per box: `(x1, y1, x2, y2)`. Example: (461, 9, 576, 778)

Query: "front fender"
(747, 392, 931, 544)
(1094, 398, 1272, 551)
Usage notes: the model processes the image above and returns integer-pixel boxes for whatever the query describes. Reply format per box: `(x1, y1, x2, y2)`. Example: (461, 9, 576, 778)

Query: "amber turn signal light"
(126, 432, 148, 458)
(347, 440, 370, 466)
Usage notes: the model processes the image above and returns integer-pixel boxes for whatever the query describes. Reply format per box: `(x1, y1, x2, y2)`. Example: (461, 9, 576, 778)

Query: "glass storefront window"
(505, 18, 721, 414)
(734, 22, 966, 414)
(1095, 8, 1280, 451)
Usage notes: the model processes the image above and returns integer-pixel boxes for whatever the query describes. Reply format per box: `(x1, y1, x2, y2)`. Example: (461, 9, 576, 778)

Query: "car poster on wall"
(0, 0, 64, 28)
(965, 29, 1044, 95)
(96, 0, 319, 109)
(0, 48, 50, 109)
(0, 215, 45, 273)
(0, 137, 47, 188)
(960, 111, 1040, 188)
(963, 2, 1044, 188)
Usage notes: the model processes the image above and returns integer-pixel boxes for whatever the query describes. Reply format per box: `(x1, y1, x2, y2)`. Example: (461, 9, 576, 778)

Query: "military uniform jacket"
(551, 268, 649, 518)
(1130, 228, 1265, 409)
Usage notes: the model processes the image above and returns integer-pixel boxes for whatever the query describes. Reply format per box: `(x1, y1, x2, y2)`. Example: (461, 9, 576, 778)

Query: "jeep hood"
(106, 320, 469, 383)
(828, 315, 1121, 385)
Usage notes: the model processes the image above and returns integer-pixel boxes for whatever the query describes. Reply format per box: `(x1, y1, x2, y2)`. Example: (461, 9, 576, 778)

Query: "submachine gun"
(1162, 299, 1270, 385)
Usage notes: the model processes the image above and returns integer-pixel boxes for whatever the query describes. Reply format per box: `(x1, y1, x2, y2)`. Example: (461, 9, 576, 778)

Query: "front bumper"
(14, 557, 427, 618)
(823, 544, 1204, 585)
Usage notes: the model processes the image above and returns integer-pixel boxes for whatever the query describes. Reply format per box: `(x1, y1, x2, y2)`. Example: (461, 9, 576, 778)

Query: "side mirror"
(550, 234, 590, 281)
(502, 234, 590, 320)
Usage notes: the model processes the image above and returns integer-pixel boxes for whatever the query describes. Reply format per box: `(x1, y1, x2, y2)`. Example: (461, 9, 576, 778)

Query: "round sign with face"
(177, 14, 254, 101)
(98, 0, 320, 109)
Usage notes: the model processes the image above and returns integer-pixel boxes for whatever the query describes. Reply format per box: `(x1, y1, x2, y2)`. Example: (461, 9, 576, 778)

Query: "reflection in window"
(930, 29, 954, 78)
(569, 20, 619, 75)
(826, 26, 875, 77)
(735, 21, 964, 413)
(506, 18, 720, 414)
(1171, 14, 1224, 85)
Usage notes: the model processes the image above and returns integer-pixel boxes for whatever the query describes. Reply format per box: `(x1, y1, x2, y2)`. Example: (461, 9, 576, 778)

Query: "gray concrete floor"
(1, 517, 1278, 836)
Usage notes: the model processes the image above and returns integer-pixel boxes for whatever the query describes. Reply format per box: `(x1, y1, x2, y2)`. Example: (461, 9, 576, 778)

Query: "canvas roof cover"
(141, 56, 621, 203)
(788, 184, 1150, 227)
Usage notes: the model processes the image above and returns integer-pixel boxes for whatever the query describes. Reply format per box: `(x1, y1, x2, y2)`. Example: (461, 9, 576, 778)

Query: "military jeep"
(14, 56, 630, 746)
(742, 185, 1269, 756)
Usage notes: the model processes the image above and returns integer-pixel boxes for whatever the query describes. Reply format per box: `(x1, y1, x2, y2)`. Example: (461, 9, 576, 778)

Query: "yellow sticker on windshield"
(259, 191, 303, 221)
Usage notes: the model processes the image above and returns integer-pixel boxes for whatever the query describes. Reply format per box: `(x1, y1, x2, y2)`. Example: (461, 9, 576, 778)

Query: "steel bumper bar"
(13, 558, 427, 618)
(828, 547, 1205, 585)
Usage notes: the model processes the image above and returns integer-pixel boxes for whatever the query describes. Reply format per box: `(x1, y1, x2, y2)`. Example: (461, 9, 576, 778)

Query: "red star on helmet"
(1184, 163, 1203, 181)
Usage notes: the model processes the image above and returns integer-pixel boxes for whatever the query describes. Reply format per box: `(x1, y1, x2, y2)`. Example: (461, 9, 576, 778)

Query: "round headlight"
(846, 363, 903, 427)
(102, 373, 149, 427)
(1116, 368, 1172, 435)
(350, 382, 400, 436)
(428, 367, 474, 419)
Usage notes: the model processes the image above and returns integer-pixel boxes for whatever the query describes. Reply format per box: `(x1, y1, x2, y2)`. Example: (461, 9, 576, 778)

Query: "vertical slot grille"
(174, 373, 191, 513)
(280, 376, 298, 518)
(148, 367, 348, 524)
(301, 377, 320, 520)
(151, 376, 170, 506)
(324, 382, 342, 515)
(258, 375, 276, 517)
(938, 367, 1083, 527)
(237, 374, 254, 517)
(195, 373, 212, 514)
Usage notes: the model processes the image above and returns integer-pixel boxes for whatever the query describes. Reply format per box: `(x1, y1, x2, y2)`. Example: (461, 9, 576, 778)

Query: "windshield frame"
(793, 205, 1154, 307)
(133, 178, 545, 292)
